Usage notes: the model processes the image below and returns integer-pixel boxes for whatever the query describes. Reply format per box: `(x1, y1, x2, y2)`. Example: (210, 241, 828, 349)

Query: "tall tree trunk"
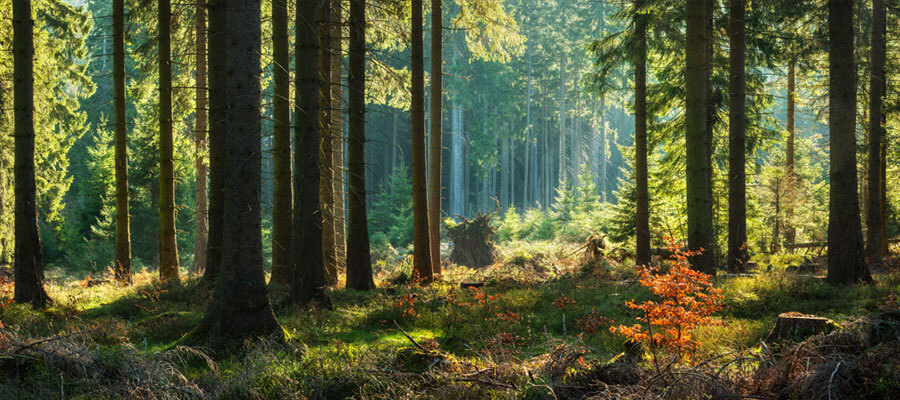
(270, 0, 293, 285)
(114, 0, 132, 284)
(727, 0, 748, 272)
(345, 0, 374, 290)
(600, 96, 607, 202)
(203, 0, 225, 286)
(826, 0, 870, 284)
(634, 0, 650, 268)
(686, 0, 715, 274)
(158, 0, 179, 283)
(196, 0, 282, 346)
(451, 101, 463, 216)
(558, 53, 567, 186)
(428, 0, 443, 276)
(331, 1, 346, 274)
(290, 0, 331, 306)
(881, 92, 889, 257)
(865, 0, 885, 264)
(501, 136, 510, 210)
(320, 0, 338, 286)
(13, 0, 49, 307)
(411, 0, 432, 283)
(784, 61, 796, 245)
(523, 51, 532, 208)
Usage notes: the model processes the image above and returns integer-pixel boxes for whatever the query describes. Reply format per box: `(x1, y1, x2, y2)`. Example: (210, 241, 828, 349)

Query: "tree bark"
(114, 0, 132, 284)
(196, 0, 282, 346)
(826, 0, 871, 284)
(411, 0, 432, 283)
(686, 0, 715, 274)
(428, 0, 443, 276)
(319, 0, 338, 286)
(203, 0, 226, 287)
(331, 0, 346, 274)
(158, 0, 179, 283)
(269, 0, 293, 285)
(13, 0, 49, 307)
(634, 0, 650, 268)
(865, 0, 885, 264)
(290, 0, 331, 305)
(558, 53, 567, 186)
(727, 0, 748, 272)
(345, 0, 374, 290)
(784, 61, 796, 246)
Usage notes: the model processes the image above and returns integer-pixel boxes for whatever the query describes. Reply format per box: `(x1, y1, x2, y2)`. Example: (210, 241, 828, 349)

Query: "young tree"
(411, 0, 433, 283)
(428, 0, 443, 277)
(826, 0, 870, 284)
(13, 0, 50, 307)
(290, 0, 331, 305)
(203, 0, 226, 286)
(865, 0, 885, 264)
(685, 0, 715, 274)
(196, 0, 282, 345)
(634, 0, 650, 268)
(345, 0, 375, 290)
(158, 0, 179, 283)
(727, 0, 748, 272)
(270, 0, 293, 285)
(113, 0, 132, 284)
(193, 0, 208, 274)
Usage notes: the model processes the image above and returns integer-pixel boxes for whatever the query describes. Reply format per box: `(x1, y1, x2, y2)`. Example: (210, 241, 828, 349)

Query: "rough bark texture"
(345, 0, 374, 291)
(13, 0, 49, 307)
(826, 0, 870, 284)
(784, 61, 796, 246)
(158, 0, 179, 283)
(727, 0, 748, 273)
(428, 0, 443, 277)
(269, 0, 293, 285)
(196, 0, 283, 346)
(685, 0, 715, 274)
(203, 0, 225, 286)
(290, 0, 331, 306)
(411, 0, 433, 283)
(113, 0, 132, 284)
(331, 1, 346, 275)
(319, 0, 338, 286)
(634, 0, 650, 268)
(865, 0, 884, 264)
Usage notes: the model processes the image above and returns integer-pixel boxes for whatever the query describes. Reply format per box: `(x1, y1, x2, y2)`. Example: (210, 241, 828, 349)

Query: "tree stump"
(447, 212, 497, 268)
(766, 312, 835, 341)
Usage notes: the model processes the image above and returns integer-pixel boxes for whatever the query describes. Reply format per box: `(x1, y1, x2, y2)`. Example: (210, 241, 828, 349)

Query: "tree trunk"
(500, 136, 509, 210)
(727, 0, 748, 272)
(196, 0, 282, 346)
(331, 1, 346, 274)
(784, 61, 796, 245)
(428, 0, 443, 276)
(13, 0, 49, 307)
(523, 51, 532, 208)
(345, 0, 374, 290)
(634, 0, 651, 268)
(826, 0, 871, 284)
(319, 0, 338, 286)
(686, 0, 715, 274)
(290, 0, 331, 306)
(600, 95, 607, 202)
(865, 0, 885, 264)
(269, 0, 293, 285)
(158, 0, 179, 283)
(558, 53, 567, 186)
(114, 0, 132, 284)
(203, 0, 225, 287)
(411, 0, 432, 283)
(451, 101, 463, 216)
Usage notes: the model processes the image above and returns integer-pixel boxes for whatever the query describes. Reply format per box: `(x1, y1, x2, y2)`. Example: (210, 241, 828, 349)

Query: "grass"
(1, 243, 899, 398)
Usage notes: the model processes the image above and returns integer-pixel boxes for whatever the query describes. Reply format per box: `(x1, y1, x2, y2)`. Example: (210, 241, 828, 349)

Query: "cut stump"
(766, 312, 835, 342)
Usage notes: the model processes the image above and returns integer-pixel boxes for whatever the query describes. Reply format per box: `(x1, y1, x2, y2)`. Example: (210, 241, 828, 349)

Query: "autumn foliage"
(611, 237, 724, 362)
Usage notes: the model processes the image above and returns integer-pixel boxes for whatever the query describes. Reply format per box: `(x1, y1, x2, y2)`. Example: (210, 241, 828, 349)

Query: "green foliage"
(369, 164, 414, 248)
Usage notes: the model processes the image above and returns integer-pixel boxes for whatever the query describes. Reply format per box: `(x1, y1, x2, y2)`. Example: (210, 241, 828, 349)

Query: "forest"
(2, 0, 900, 398)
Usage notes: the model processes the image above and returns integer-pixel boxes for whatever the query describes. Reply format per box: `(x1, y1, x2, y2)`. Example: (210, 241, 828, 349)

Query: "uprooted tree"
(447, 212, 498, 268)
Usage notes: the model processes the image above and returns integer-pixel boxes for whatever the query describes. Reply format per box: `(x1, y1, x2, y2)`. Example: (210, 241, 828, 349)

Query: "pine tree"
(158, 0, 179, 283)
(411, 0, 433, 283)
(428, 0, 444, 277)
(727, 0, 748, 272)
(633, 0, 650, 268)
(270, 0, 293, 285)
(113, 0, 132, 284)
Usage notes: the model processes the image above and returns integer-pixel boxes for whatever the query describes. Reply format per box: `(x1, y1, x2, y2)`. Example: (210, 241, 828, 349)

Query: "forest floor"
(2, 240, 900, 399)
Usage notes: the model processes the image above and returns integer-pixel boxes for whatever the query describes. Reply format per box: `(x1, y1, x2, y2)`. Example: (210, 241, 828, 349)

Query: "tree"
(203, 0, 226, 286)
(685, 0, 715, 274)
(195, 0, 282, 345)
(269, 0, 293, 285)
(411, 0, 433, 283)
(633, 0, 650, 268)
(193, 0, 208, 274)
(727, 0, 747, 272)
(331, 0, 346, 279)
(428, 0, 443, 277)
(113, 0, 132, 284)
(158, 0, 179, 283)
(865, 0, 885, 264)
(290, 0, 331, 306)
(13, 0, 50, 307)
(345, 0, 375, 291)
(826, 0, 870, 284)
(320, 0, 338, 286)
